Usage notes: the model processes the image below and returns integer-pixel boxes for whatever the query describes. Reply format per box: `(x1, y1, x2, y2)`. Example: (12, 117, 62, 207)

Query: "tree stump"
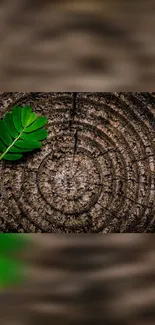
(0, 92, 155, 233)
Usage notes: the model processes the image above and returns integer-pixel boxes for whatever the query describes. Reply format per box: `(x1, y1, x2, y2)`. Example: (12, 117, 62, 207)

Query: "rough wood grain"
(1, 92, 155, 233)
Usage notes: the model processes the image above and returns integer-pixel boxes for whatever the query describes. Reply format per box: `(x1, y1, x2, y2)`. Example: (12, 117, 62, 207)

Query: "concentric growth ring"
(1, 92, 155, 233)
(37, 149, 102, 215)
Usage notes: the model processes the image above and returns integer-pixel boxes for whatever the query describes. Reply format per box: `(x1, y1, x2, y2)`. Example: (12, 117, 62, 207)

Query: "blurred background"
(0, 234, 155, 325)
(0, 0, 154, 91)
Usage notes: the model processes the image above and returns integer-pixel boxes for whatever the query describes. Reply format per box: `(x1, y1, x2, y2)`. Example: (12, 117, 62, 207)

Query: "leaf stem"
(0, 128, 25, 161)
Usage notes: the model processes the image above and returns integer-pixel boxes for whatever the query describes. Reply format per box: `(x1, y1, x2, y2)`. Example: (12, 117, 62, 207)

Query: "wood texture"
(0, 92, 155, 232)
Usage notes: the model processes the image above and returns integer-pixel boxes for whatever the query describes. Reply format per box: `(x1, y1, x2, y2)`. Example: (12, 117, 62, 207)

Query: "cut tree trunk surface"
(0, 92, 155, 233)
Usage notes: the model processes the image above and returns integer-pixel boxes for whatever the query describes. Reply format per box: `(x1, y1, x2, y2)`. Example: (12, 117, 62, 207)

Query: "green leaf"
(0, 257, 21, 287)
(12, 106, 23, 133)
(0, 140, 7, 153)
(0, 120, 12, 146)
(16, 140, 42, 149)
(0, 257, 26, 288)
(21, 128, 48, 141)
(3, 112, 18, 138)
(0, 234, 28, 254)
(9, 146, 34, 153)
(4, 153, 23, 161)
(26, 112, 37, 127)
(21, 105, 32, 127)
(25, 116, 47, 133)
(21, 106, 37, 127)
(0, 106, 48, 161)
(0, 235, 29, 289)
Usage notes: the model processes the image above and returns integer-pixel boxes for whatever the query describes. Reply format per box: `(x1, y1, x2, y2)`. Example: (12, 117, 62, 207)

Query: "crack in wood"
(72, 131, 79, 171)
(69, 92, 77, 131)
(69, 92, 79, 166)
(73, 129, 78, 155)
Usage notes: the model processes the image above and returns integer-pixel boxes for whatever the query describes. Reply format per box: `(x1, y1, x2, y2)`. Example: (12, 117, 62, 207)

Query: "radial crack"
(69, 92, 77, 131)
